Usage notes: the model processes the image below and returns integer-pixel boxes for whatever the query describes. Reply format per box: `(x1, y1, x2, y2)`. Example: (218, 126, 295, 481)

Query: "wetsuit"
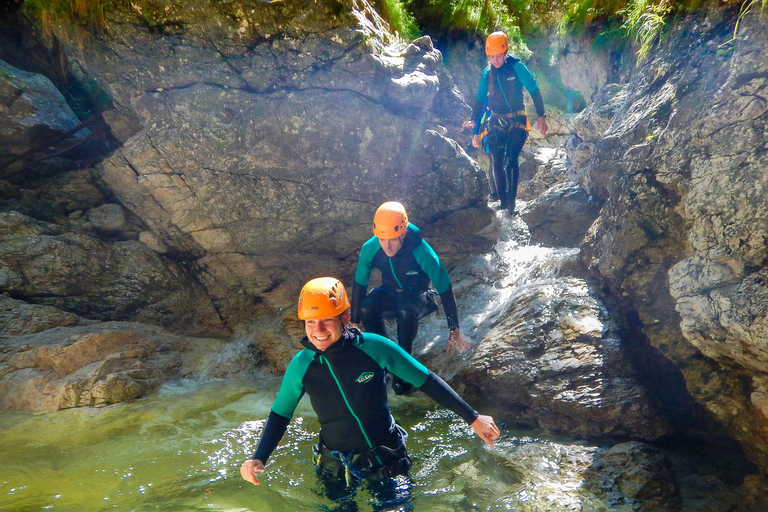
(251, 328, 478, 506)
(470, 54, 545, 212)
(350, 223, 459, 358)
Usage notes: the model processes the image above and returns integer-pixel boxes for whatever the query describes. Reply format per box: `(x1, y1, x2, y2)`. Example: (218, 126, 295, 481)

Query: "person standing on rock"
(349, 201, 471, 395)
(463, 31, 548, 214)
(240, 277, 500, 510)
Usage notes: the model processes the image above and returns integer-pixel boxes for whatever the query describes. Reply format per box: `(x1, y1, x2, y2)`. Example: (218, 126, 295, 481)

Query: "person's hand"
(471, 134, 480, 149)
(462, 120, 475, 129)
(471, 415, 500, 446)
(240, 458, 265, 485)
(446, 329, 472, 354)
(537, 116, 548, 136)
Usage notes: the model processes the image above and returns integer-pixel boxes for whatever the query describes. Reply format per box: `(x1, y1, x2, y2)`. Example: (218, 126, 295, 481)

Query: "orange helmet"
(372, 201, 408, 239)
(298, 277, 350, 320)
(485, 31, 509, 56)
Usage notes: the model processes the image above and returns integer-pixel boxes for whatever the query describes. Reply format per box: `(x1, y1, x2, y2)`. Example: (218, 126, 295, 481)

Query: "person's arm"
(240, 351, 311, 484)
(413, 241, 459, 331)
(251, 411, 292, 463)
(462, 68, 491, 147)
(420, 372, 500, 446)
(358, 334, 499, 444)
(512, 61, 545, 117)
(419, 371, 477, 423)
(351, 238, 378, 324)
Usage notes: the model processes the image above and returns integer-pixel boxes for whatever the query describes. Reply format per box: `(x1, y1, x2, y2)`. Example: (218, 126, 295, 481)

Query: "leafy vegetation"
(21, 0, 110, 43)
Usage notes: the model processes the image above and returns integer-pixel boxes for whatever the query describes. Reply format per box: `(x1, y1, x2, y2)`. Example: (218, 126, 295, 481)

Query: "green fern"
(621, 0, 671, 63)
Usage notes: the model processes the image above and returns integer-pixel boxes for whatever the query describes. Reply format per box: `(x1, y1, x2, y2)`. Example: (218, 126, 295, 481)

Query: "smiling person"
(240, 277, 500, 510)
(350, 201, 471, 395)
(462, 31, 548, 214)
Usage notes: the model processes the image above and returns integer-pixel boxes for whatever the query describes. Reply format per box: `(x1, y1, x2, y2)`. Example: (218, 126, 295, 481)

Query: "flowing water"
(0, 206, 616, 512)
(0, 375, 615, 512)
(0, 183, 748, 511)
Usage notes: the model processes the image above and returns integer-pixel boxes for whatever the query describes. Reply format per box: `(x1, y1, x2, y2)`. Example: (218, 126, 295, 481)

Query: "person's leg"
(364, 427, 413, 511)
(504, 128, 528, 214)
(392, 291, 424, 395)
(366, 474, 413, 512)
(488, 137, 508, 209)
(316, 461, 360, 511)
(487, 153, 499, 201)
(359, 288, 396, 338)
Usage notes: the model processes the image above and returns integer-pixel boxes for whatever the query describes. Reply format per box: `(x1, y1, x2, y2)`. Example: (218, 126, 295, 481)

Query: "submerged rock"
(0, 321, 256, 413)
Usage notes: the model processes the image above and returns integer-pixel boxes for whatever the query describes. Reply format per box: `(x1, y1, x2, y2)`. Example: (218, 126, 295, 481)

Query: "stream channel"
(0, 154, 751, 510)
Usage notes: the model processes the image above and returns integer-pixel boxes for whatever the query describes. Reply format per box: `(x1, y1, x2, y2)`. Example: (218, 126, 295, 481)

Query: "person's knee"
(395, 308, 418, 325)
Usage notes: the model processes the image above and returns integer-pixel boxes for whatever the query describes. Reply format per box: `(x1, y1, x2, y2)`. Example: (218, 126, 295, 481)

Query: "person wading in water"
(240, 277, 499, 510)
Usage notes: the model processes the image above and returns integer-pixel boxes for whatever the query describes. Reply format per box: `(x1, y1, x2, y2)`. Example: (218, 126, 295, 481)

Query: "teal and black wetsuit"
(350, 224, 459, 357)
(470, 54, 545, 212)
(251, 328, 478, 465)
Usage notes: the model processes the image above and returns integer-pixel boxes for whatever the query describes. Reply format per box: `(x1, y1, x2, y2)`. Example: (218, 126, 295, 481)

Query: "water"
(0, 200, 746, 511)
(0, 374, 618, 512)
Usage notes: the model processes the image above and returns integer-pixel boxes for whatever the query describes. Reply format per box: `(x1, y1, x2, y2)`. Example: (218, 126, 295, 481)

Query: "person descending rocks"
(349, 201, 471, 395)
(463, 31, 548, 214)
(240, 277, 500, 511)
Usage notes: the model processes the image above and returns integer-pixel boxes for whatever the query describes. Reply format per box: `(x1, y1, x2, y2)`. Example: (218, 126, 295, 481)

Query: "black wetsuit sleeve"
(531, 89, 545, 118)
(419, 371, 479, 425)
(470, 98, 485, 124)
(439, 284, 460, 331)
(350, 281, 367, 325)
(251, 411, 291, 463)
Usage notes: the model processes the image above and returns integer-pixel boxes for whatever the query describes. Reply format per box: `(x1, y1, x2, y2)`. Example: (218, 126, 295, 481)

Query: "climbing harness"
(480, 109, 530, 146)
(313, 425, 412, 502)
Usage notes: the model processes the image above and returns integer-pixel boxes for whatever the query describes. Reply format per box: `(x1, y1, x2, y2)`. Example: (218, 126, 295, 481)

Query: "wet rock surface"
(0, 320, 256, 413)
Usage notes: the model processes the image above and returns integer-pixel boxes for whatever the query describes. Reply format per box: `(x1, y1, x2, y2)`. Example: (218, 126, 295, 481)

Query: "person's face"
(489, 52, 506, 68)
(305, 316, 344, 351)
(379, 235, 405, 257)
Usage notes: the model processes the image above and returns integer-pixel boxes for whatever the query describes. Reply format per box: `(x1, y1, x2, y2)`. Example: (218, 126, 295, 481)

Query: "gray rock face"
(523, 182, 600, 247)
(0, 211, 225, 336)
(0, 321, 255, 412)
(453, 275, 672, 441)
(45, 0, 493, 328)
(0, 60, 89, 161)
(576, 5, 768, 485)
(583, 442, 679, 511)
(558, 36, 611, 105)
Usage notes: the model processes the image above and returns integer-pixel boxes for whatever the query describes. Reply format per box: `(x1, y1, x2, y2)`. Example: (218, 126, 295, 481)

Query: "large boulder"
(523, 182, 600, 248)
(452, 275, 672, 440)
(0, 321, 255, 412)
(0, 59, 90, 165)
(0, 211, 225, 336)
(577, 4, 768, 490)
(33, 0, 494, 328)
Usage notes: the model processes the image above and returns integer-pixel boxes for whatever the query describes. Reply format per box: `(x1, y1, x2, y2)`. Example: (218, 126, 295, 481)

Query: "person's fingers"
(240, 461, 261, 485)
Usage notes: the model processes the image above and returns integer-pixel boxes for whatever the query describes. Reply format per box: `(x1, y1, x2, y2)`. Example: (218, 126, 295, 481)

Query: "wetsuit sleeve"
(252, 350, 312, 462)
(351, 237, 379, 324)
(513, 61, 545, 117)
(354, 237, 380, 287)
(413, 240, 460, 330)
(357, 333, 430, 387)
(419, 371, 479, 425)
(350, 281, 367, 325)
(439, 284, 460, 331)
(252, 411, 291, 463)
(470, 67, 490, 124)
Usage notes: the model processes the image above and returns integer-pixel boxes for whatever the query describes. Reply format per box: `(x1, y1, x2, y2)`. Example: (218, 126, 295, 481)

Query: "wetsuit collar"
(400, 224, 423, 253)
(300, 326, 359, 355)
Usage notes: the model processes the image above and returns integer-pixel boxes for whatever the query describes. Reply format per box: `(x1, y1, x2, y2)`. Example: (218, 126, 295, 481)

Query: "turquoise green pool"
(0, 375, 652, 511)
